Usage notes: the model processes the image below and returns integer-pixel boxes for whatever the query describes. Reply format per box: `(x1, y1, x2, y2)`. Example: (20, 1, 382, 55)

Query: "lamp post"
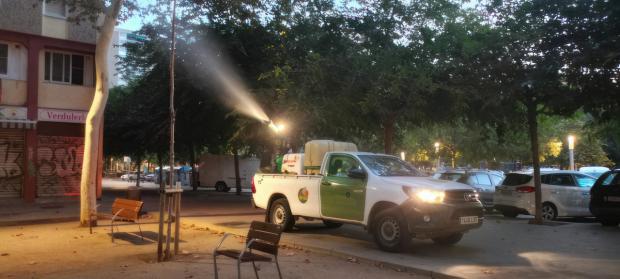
(434, 142, 441, 170)
(567, 135, 575, 170)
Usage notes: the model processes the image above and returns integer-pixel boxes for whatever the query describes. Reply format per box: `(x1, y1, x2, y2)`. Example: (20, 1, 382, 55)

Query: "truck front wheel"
(269, 198, 295, 231)
(431, 232, 463, 246)
(373, 209, 411, 253)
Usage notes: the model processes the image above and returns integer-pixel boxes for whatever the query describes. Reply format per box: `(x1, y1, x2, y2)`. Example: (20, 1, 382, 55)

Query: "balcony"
(38, 82, 94, 111)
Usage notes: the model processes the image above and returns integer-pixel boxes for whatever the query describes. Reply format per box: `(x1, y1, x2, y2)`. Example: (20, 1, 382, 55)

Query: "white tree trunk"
(80, 0, 124, 226)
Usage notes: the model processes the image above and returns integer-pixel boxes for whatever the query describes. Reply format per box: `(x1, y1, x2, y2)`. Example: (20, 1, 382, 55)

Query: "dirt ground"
(0, 219, 426, 279)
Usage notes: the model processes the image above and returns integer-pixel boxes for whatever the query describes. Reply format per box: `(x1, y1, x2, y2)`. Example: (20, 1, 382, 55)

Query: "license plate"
(606, 196, 620, 202)
(460, 216, 479, 225)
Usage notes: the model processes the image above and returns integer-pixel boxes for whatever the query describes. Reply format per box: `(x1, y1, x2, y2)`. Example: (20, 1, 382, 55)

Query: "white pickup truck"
(252, 152, 484, 252)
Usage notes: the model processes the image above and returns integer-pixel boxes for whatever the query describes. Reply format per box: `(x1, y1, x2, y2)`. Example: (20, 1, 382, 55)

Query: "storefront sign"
(0, 106, 27, 120)
(38, 109, 87, 123)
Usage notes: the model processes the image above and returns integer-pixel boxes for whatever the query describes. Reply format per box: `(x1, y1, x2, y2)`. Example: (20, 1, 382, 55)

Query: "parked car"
(144, 173, 156, 182)
(120, 172, 144, 182)
(433, 169, 466, 181)
(589, 169, 620, 226)
(451, 170, 505, 209)
(580, 166, 610, 178)
(120, 173, 135, 181)
(494, 171, 597, 220)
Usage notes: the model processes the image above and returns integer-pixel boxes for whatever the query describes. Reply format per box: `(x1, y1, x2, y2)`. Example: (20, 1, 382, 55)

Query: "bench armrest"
(238, 239, 257, 261)
(111, 208, 125, 221)
(214, 233, 232, 253)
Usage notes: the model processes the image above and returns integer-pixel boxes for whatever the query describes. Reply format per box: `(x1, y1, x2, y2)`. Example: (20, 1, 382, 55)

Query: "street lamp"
(400, 151, 406, 161)
(567, 135, 575, 170)
(434, 142, 441, 170)
(268, 120, 286, 134)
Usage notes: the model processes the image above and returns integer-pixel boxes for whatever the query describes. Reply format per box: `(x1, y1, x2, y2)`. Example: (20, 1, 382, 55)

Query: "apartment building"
(0, 0, 103, 201)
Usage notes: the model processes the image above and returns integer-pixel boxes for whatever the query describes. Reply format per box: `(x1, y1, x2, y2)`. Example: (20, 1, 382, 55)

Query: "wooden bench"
(109, 198, 144, 243)
(213, 221, 283, 279)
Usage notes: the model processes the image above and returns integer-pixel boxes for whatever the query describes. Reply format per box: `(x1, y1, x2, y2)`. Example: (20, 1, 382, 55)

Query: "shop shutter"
(37, 136, 84, 197)
(0, 129, 25, 198)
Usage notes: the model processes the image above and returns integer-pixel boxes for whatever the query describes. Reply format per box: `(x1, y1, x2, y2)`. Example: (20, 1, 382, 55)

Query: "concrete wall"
(0, 79, 27, 106)
(68, 19, 96, 44)
(0, 0, 43, 36)
(0, 0, 96, 44)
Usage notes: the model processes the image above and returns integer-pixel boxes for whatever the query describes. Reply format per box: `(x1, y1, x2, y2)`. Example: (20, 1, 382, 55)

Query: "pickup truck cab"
(252, 152, 483, 252)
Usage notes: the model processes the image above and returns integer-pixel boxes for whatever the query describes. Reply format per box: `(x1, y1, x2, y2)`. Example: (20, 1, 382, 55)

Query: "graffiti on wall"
(0, 138, 24, 194)
(37, 136, 84, 196)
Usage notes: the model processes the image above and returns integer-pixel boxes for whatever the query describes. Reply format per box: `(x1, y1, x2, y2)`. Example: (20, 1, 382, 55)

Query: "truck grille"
(444, 189, 479, 204)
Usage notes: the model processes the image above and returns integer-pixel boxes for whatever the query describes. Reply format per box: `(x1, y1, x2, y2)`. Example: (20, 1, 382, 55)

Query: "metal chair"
(213, 221, 283, 279)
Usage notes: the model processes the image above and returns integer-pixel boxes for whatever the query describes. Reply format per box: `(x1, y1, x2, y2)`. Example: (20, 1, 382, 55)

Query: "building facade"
(0, 0, 102, 201)
(107, 28, 145, 87)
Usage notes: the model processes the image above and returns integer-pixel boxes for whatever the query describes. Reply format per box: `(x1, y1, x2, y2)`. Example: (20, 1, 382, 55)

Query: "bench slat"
(111, 198, 143, 222)
(247, 229, 281, 244)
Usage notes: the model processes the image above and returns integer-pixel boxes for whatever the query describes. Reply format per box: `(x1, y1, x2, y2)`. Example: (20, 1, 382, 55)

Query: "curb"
(0, 216, 79, 227)
(184, 220, 461, 279)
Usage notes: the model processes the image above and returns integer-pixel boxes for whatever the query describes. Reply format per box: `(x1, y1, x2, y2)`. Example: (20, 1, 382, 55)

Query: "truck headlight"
(403, 187, 445, 204)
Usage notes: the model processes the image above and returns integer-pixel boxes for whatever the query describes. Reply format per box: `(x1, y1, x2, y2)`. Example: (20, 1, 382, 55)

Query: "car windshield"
(574, 174, 596, 187)
(358, 155, 424, 177)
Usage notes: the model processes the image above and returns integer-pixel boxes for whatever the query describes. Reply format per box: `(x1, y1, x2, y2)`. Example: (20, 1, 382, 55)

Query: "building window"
(44, 0, 66, 18)
(44, 51, 85, 85)
(0, 43, 7, 75)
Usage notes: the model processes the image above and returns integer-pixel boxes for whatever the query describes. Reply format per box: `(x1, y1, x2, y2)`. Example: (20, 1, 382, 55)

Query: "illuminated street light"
(400, 151, 406, 161)
(567, 135, 575, 170)
(268, 120, 286, 134)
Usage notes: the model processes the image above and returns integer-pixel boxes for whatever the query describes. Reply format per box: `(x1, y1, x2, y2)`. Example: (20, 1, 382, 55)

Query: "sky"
(117, 0, 481, 31)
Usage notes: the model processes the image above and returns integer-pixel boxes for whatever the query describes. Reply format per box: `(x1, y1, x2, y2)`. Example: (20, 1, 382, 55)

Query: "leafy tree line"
(105, 0, 620, 190)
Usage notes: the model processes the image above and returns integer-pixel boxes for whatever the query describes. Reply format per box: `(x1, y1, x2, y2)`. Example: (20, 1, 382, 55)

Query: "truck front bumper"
(400, 200, 484, 239)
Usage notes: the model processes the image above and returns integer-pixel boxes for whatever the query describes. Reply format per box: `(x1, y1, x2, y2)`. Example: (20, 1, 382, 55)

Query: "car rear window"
(502, 173, 532, 186)
(439, 173, 464, 181)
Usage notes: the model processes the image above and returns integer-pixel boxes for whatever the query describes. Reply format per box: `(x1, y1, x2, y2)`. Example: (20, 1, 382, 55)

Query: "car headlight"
(403, 187, 445, 204)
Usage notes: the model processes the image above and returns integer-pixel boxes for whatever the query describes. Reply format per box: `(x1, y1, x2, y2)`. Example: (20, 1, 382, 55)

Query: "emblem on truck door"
(298, 187, 309, 203)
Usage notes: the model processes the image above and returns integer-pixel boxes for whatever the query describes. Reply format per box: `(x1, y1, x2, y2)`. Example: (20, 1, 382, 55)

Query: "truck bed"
(253, 174, 323, 218)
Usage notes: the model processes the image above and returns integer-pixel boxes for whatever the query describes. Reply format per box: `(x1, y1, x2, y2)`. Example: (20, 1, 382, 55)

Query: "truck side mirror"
(347, 168, 366, 179)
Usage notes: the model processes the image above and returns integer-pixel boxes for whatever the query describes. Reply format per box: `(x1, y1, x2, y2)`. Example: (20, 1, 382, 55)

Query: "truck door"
(320, 154, 366, 221)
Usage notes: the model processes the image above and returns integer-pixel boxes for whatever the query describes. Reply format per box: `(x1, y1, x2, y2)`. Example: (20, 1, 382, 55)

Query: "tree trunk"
(79, 0, 124, 227)
(157, 152, 165, 261)
(233, 145, 241, 196)
(190, 143, 197, 191)
(136, 157, 141, 188)
(526, 99, 543, 224)
(383, 115, 396, 155)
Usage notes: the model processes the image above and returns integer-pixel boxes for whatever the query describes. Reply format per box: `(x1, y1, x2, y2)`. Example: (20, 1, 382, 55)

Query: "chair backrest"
(246, 221, 282, 256)
(111, 198, 144, 221)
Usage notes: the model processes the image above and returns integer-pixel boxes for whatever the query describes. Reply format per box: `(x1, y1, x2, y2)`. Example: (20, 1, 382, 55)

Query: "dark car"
(589, 169, 620, 226)
(436, 170, 504, 209)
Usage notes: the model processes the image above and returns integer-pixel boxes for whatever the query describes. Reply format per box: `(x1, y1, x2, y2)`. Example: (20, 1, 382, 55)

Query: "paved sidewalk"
(0, 221, 427, 279)
(0, 180, 262, 226)
(182, 214, 620, 279)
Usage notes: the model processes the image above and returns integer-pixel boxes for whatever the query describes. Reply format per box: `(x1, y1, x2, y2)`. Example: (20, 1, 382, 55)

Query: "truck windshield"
(358, 155, 424, 177)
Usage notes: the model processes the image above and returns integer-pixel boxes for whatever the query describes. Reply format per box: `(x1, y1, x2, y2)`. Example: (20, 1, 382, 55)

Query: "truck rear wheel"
(269, 198, 295, 231)
(373, 208, 410, 253)
(215, 182, 229, 192)
(431, 232, 463, 246)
